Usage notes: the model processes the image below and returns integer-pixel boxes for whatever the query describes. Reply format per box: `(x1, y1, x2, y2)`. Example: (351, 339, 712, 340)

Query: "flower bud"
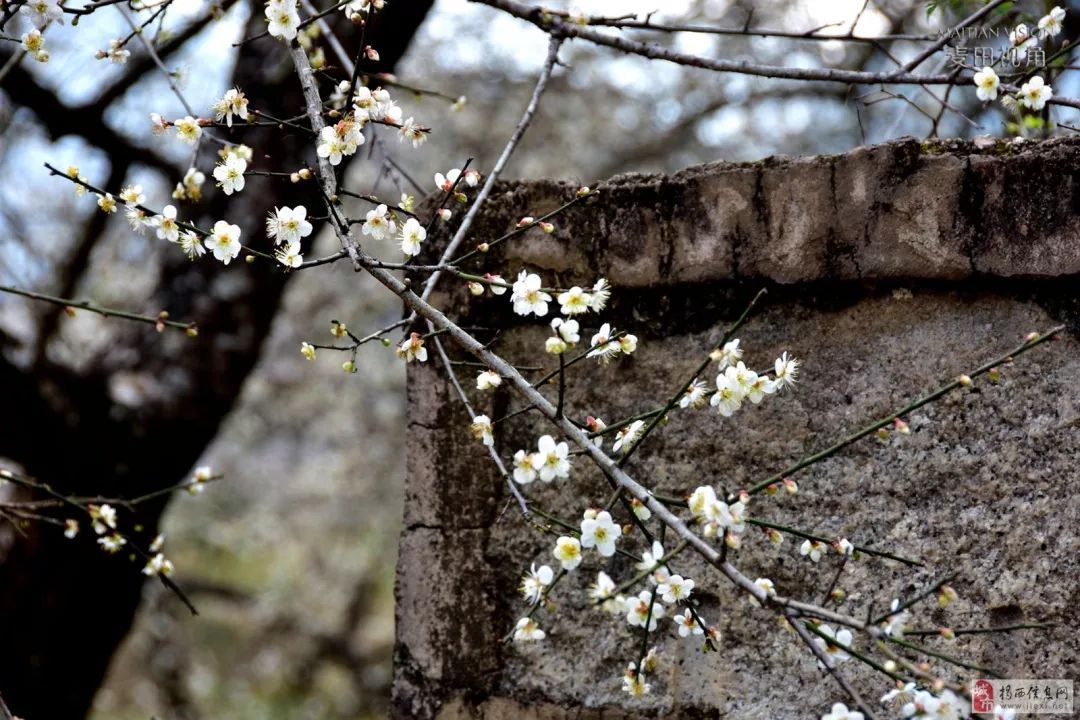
(539, 221, 554, 233)
(939, 627, 955, 640)
(342, 360, 357, 374)
(186, 326, 199, 337)
(517, 216, 535, 227)
(245, 255, 255, 264)
(876, 427, 889, 440)
(467, 281, 484, 296)
(830, 588, 846, 602)
(893, 417, 910, 434)
(765, 483, 779, 495)
(958, 374, 972, 387)
(290, 172, 301, 183)
(298, 168, 312, 179)
(477, 242, 489, 252)
(576, 186, 591, 197)
(988, 367, 1001, 383)
(783, 478, 798, 494)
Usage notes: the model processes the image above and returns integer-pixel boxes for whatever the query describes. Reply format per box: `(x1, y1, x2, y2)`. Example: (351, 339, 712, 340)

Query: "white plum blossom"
(812, 624, 853, 665)
(519, 563, 554, 604)
(399, 217, 426, 257)
(557, 286, 591, 315)
(275, 242, 303, 268)
(656, 575, 694, 604)
(213, 153, 247, 195)
(1019, 76, 1053, 111)
(89, 504, 117, 535)
(398, 117, 427, 147)
(587, 323, 636, 364)
(511, 271, 552, 317)
(205, 220, 242, 264)
(176, 230, 205, 260)
(213, 88, 249, 127)
(98, 534, 126, 553)
(880, 682, 918, 709)
(470, 415, 494, 447)
(635, 541, 669, 583)
(612, 419, 645, 454)
(1009, 23, 1034, 48)
(532, 435, 570, 482)
(1039, 6, 1066, 37)
(773, 352, 800, 391)
(512, 449, 537, 484)
(119, 184, 145, 207)
(142, 553, 175, 576)
(588, 571, 620, 613)
(551, 318, 580, 345)
(688, 485, 717, 517)
(362, 204, 395, 240)
(589, 278, 610, 311)
(899, 689, 967, 720)
(881, 598, 909, 638)
(434, 169, 461, 192)
(821, 702, 864, 720)
(680, 378, 709, 409)
(173, 116, 202, 144)
(800, 539, 827, 562)
(579, 510, 621, 557)
(626, 590, 665, 630)
(750, 577, 776, 606)
(476, 370, 501, 390)
(265, 0, 301, 41)
(973, 67, 1000, 102)
(20, 0, 63, 28)
(622, 671, 650, 697)
(98, 39, 129, 64)
(396, 332, 427, 363)
(710, 339, 743, 368)
(317, 120, 364, 165)
(835, 538, 855, 556)
(21, 29, 47, 62)
(673, 608, 704, 637)
(152, 205, 181, 243)
(266, 206, 313, 245)
(552, 536, 582, 571)
(173, 167, 205, 201)
(486, 273, 508, 295)
(512, 617, 545, 641)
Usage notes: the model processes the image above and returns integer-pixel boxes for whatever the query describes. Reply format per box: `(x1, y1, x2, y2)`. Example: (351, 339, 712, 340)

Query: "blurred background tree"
(1, 0, 1076, 718)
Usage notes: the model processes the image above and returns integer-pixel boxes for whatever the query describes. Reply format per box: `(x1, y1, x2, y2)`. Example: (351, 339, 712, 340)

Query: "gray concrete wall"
(393, 137, 1080, 719)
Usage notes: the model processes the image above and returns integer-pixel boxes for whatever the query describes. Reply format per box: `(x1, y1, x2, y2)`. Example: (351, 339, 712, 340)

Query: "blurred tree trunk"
(0, 2, 431, 716)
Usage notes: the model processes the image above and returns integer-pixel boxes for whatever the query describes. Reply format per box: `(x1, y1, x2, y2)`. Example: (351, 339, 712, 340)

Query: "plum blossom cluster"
(877, 684, 969, 720)
(687, 484, 747, 545)
(970, 7, 1065, 112)
(702, 341, 799, 417)
(512, 526, 719, 699)
(512, 435, 571, 485)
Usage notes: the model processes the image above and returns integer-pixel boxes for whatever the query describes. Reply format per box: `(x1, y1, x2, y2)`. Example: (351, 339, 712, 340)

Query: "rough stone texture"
(393, 137, 1080, 719)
